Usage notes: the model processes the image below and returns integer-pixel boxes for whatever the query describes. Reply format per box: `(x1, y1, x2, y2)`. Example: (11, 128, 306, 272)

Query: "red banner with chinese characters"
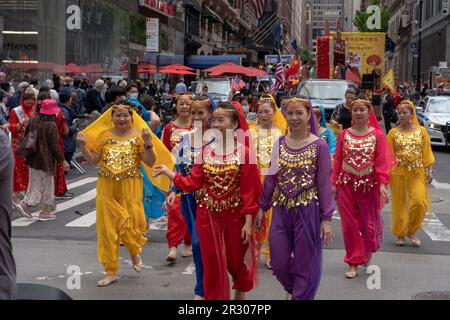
(316, 36, 332, 79)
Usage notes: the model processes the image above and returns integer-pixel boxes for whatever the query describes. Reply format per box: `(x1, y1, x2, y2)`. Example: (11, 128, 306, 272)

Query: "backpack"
(16, 117, 38, 157)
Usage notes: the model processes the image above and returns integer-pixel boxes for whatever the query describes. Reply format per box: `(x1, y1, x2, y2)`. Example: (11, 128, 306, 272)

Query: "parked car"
(191, 78, 232, 105)
(416, 95, 450, 147)
(297, 79, 358, 121)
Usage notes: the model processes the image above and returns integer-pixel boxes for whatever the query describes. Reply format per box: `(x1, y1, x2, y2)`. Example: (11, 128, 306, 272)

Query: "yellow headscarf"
(81, 108, 175, 192)
(398, 100, 420, 126)
(256, 94, 288, 135)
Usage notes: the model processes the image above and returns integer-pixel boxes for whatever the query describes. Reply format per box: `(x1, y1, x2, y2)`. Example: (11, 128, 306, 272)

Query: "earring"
(306, 122, 311, 135)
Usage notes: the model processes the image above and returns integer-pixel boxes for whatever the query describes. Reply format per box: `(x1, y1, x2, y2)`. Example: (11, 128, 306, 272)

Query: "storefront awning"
(187, 55, 242, 70)
(202, 5, 223, 24)
(224, 20, 239, 34)
(183, 0, 201, 13)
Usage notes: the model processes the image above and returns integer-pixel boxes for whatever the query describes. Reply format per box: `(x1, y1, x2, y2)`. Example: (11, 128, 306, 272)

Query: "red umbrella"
(138, 64, 157, 74)
(66, 63, 81, 74)
(205, 61, 253, 76)
(245, 67, 268, 77)
(161, 64, 194, 71)
(159, 68, 196, 75)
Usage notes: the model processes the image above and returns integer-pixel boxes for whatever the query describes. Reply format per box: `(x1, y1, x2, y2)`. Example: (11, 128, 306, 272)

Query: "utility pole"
(415, 0, 423, 101)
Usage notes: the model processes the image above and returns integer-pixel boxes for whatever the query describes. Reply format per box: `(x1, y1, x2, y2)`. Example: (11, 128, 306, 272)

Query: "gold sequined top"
(163, 122, 196, 152)
(197, 148, 242, 213)
(250, 126, 282, 170)
(388, 127, 428, 171)
(95, 131, 144, 180)
(271, 137, 319, 209)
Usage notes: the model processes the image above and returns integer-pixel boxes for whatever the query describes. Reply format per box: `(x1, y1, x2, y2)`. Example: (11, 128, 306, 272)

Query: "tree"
(354, 0, 389, 33)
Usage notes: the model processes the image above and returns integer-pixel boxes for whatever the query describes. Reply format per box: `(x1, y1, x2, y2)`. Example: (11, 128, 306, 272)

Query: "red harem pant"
(166, 195, 191, 248)
(13, 155, 28, 193)
(337, 184, 383, 267)
(196, 207, 255, 300)
(54, 143, 67, 196)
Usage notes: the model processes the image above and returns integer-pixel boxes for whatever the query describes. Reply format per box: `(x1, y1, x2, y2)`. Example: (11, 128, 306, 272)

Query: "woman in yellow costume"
(76, 100, 174, 287)
(387, 100, 435, 247)
(249, 94, 287, 269)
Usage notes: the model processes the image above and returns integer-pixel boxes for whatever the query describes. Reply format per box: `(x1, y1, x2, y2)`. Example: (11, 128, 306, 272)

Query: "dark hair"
(139, 94, 155, 111)
(126, 84, 138, 92)
(108, 86, 127, 102)
(38, 91, 51, 101)
(345, 88, 357, 96)
(73, 79, 81, 87)
(22, 92, 36, 101)
(257, 94, 277, 111)
(215, 101, 239, 123)
(30, 79, 39, 86)
(0, 82, 11, 92)
(39, 86, 50, 93)
(351, 93, 372, 109)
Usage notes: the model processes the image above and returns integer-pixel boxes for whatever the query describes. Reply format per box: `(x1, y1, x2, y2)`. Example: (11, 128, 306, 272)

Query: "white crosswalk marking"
(12, 180, 97, 228)
(423, 214, 450, 242)
(67, 177, 97, 190)
(65, 211, 96, 227)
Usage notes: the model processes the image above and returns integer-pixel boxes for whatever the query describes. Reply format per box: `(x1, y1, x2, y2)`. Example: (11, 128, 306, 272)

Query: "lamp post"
(415, 0, 423, 102)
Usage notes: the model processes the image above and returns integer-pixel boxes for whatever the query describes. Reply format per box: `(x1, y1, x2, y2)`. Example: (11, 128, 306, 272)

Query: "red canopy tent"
(245, 67, 268, 77)
(204, 61, 252, 76)
(161, 64, 194, 71)
(66, 63, 82, 74)
(159, 68, 196, 75)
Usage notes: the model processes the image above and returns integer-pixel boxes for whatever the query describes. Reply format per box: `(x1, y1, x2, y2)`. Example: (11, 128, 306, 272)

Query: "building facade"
(0, 0, 186, 82)
(411, 0, 450, 84)
(310, 0, 345, 53)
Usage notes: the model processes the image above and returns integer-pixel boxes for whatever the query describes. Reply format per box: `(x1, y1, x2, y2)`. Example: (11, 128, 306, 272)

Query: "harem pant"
(181, 193, 204, 297)
(337, 184, 383, 267)
(269, 202, 322, 300)
(391, 170, 428, 238)
(54, 162, 68, 196)
(96, 177, 147, 275)
(196, 208, 254, 300)
(166, 195, 191, 248)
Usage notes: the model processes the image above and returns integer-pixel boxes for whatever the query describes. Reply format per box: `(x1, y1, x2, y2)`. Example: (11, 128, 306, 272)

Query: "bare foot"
(234, 290, 246, 300)
(193, 295, 205, 300)
(345, 265, 358, 279)
(395, 237, 406, 246)
(408, 234, 421, 247)
(131, 254, 143, 273)
(167, 247, 177, 262)
(182, 245, 193, 257)
(97, 274, 118, 287)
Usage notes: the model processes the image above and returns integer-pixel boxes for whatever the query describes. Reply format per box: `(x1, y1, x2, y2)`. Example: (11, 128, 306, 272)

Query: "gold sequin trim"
(272, 186, 318, 209)
(392, 128, 425, 171)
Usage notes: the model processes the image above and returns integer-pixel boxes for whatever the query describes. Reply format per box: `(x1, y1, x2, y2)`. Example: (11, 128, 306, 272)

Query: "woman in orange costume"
(162, 93, 196, 262)
(388, 100, 435, 247)
(249, 94, 287, 269)
(154, 102, 262, 300)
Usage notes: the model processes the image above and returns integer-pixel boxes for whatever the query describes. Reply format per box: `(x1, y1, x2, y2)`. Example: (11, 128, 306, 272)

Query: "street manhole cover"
(412, 291, 450, 300)
(432, 197, 444, 203)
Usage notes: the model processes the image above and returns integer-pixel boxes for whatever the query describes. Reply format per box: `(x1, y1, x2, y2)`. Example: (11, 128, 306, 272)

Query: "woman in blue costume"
(164, 96, 214, 300)
(130, 97, 166, 221)
(313, 105, 337, 156)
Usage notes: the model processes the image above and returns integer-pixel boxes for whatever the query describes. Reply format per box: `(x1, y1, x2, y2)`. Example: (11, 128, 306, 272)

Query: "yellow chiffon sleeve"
(421, 126, 435, 168)
(81, 109, 175, 192)
(387, 128, 396, 154)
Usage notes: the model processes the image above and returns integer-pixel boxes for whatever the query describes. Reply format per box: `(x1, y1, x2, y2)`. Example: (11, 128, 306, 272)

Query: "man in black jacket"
(58, 88, 79, 165)
(84, 79, 105, 114)
(382, 88, 395, 134)
(0, 128, 17, 300)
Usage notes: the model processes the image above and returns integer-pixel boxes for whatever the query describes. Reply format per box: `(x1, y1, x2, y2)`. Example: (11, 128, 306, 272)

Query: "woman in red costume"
(54, 103, 70, 199)
(332, 94, 395, 279)
(9, 89, 37, 203)
(162, 93, 195, 262)
(154, 102, 261, 300)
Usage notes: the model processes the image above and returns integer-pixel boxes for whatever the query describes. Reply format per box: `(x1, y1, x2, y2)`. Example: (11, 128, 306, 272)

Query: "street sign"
(443, 0, 449, 16)
(411, 43, 417, 50)
(146, 18, 159, 53)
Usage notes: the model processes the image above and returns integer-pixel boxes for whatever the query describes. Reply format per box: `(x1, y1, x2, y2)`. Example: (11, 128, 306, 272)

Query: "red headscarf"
(230, 101, 249, 132)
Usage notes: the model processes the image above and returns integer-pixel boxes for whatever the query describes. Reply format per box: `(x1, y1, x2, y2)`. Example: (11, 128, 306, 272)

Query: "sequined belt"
(98, 168, 142, 180)
(342, 162, 374, 177)
(197, 188, 241, 213)
(337, 172, 376, 192)
(271, 186, 318, 209)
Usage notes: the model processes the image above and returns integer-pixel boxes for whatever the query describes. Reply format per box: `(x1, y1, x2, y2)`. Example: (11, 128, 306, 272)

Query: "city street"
(11, 146, 450, 300)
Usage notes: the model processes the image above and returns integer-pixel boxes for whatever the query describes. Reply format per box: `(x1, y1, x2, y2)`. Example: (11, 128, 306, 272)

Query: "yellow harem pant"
(96, 176, 148, 275)
(390, 168, 430, 238)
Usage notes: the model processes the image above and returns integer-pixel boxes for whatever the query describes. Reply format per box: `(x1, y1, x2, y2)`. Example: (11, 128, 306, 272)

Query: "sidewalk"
(12, 238, 450, 300)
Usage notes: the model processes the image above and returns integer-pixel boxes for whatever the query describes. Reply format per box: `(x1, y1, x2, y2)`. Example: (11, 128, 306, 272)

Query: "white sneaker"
(38, 213, 57, 222)
(13, 202, 33, 219)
